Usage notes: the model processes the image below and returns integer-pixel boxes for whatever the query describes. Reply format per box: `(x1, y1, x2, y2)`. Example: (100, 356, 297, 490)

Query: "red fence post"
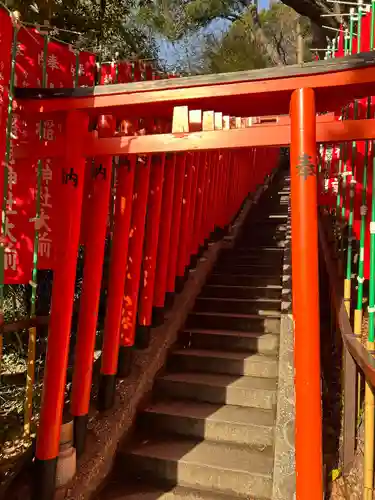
(166, 153, 186, 299)
(70, 115, 115, 457)
(153, 153, 176, 323)
(34, 110, 88, 500)
(185, 152, 199, 267)
(199, 153, 211, 247)
(290, 87, 323, 500)
(117, 152, 151, 377)
(200, 112, 215, 246)
(175, 152, 194, 290)
(137, 151, 165, 347)
(98, 121, 137, 411)
(191, 152, 206, 261)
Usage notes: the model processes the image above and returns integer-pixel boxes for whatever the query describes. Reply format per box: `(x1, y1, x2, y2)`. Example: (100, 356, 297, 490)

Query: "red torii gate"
(15, 51, 375, 500)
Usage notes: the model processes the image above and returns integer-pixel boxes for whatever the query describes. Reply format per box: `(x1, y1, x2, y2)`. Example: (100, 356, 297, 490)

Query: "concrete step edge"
(189, 311, 281, 319)
(142, 400, 276, 428)
(124, 436, 274, 478)
(172, 348, 278, 362)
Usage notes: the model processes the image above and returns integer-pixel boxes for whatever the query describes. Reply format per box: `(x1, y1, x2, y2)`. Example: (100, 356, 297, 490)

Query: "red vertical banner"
(78, 51, 96, 87)
(15, 27, 44, 88)
(38, 39, 75, 269)
(133, 61, 142, 81)
(4, 114, 35, 284)
(0, 7, 13, 223)
(100, 62, 116, 85)
(6, 26, 44, 283)
(117, 61, 132, 83)
(46, 40, 75, 88)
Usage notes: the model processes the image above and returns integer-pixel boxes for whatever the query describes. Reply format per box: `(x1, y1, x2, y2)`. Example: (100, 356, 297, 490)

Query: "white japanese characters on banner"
(36, 40, 76, 269)
(4, 112, 35, 283)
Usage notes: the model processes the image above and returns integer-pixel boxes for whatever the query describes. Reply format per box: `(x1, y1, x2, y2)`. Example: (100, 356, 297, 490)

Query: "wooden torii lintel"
(14, 51, 375, 118)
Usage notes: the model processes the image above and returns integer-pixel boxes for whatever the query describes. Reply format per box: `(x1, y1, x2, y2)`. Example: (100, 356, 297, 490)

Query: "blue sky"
(158, 0, 270, 68)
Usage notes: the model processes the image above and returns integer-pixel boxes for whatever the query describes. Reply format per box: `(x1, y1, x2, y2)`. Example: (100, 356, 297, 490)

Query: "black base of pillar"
(135, 325, 151, 350)
(175, 275, 185, 293)
(74, 414, 88, 459)
(97, 374, 116, 411)
(152, 306, 165, 327)
(189, 254, 198, 269)
(164, 292, 175, 310)
(116, 346, 132, 378)
(33, 457, 57, 500)
(196, 245, 205, 260)
(214, 227, 225, 240)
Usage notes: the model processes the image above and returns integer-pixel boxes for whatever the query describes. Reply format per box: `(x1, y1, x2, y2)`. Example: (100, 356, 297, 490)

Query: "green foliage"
(9, 0, 157, 59)
(153, 1, 313, 74)
(259, 3, 312, 65)
(202, 15, 270, 73)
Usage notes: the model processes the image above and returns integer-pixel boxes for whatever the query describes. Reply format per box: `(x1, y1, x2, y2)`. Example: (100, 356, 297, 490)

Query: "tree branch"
(282, 0, 340, 30)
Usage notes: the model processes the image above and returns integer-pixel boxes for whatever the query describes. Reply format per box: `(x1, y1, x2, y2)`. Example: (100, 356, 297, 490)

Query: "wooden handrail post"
(290, 87, 323, 500)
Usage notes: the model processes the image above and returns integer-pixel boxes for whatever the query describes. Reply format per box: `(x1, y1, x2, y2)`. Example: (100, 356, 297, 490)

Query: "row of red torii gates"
(14, 51, 375, 500)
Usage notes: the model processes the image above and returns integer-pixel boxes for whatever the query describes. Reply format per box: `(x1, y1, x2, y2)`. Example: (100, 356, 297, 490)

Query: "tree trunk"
(282, 0, 348, 50)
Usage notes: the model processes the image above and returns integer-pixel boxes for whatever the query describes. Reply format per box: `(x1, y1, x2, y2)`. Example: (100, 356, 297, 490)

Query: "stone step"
(120, 436, 274, 498)
(238, 239, 285, 248)
(219, 248, 283, 259)
(139, 399, 275, 448)
(194, 297, 282, 315)
(230, 245, 285, 254)
(186, 312, 281, 334)
(98, 481, 255, 500)
(265, 214, 289, 220)
(214, 263, 282, 276)
(221, 246, 284, 255)
(217, 256, 283, 269)
(199, 285, 282, 300)
(169, 349, 278, 378)
(233, 243, 286, 252)
(238, 232, 286, 243)
(155, 372, 277, 410)
(241, 226, 287, 237)
(180, 329, 279, 355)
(207, 274, 282, 287)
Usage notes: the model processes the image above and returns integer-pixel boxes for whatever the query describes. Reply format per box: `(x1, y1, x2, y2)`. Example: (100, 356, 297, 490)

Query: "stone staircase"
(97, 170, 289, 500)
